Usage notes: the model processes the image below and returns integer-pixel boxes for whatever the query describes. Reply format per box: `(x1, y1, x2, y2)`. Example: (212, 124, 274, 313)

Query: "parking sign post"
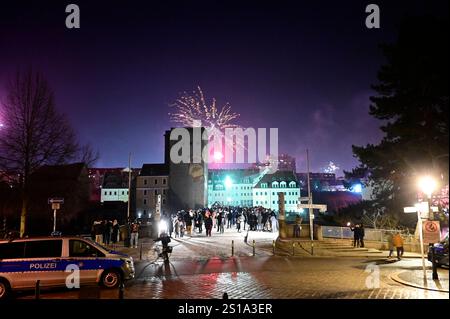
(48, 198, 64, 234)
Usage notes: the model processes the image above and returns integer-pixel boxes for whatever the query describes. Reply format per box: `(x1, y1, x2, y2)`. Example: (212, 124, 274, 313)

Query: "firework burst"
(169, 86, 243, 160)
(168, 86, 240, 131)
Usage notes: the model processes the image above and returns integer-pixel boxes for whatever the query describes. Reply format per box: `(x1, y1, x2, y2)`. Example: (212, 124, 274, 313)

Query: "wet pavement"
(13, 228, 450, 299)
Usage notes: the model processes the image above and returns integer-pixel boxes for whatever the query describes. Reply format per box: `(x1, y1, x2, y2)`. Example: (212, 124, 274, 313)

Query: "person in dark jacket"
(350, 224, 361, 247)
(358, 224, 365, 248)
(103, 220, 112, 245)
(111, 219, 120, 247)
(204, 213, 213, 237)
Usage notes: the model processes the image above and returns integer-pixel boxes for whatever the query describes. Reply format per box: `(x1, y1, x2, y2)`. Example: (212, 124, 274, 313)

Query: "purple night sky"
(1, 0, 446, 174)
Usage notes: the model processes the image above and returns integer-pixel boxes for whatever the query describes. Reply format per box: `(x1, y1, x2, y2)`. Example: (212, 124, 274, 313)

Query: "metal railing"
(321, 226, 416, 243)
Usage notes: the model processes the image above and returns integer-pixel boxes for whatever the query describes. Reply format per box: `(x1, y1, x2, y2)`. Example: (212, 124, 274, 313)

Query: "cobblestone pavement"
(15, 228, 449, 299)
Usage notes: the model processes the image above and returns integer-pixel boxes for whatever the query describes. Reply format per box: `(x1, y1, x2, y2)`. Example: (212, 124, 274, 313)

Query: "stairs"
(313, 240, 384, 257)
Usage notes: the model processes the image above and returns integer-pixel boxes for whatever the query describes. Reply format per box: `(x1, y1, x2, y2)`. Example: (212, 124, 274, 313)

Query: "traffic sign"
(423, 221, 441, 244)
(298, 204, 327, 212)
(48, 198, 64, 204)
(51, 203, 60, 210)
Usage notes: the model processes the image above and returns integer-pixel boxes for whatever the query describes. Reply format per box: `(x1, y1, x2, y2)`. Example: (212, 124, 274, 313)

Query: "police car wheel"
(101, 270, 121, 288)
(0, 279, 11, 299)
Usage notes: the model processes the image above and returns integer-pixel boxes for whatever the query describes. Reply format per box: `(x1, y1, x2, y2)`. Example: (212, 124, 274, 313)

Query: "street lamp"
(418, 175, 437, 199)
(418, 175, 439, 280)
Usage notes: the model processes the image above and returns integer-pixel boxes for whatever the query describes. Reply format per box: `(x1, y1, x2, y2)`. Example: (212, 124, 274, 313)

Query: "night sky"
(1, 0, 447, 173)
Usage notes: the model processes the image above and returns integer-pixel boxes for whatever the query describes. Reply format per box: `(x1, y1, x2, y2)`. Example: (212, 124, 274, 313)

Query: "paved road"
(14, 228, 449, 299)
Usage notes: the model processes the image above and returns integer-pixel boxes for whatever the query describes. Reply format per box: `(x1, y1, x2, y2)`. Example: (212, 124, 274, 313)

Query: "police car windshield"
(89, 239, 114, 252)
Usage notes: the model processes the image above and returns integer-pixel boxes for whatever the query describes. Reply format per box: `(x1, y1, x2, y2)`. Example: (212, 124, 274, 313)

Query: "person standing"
(179, 218, 186, 238)
(103, 220, 112, 245)
(271, 215, 278, 233)
(350, 224, 360, 247)
(111, 219, 120, 247)
(93, 219, 103, 244)
(236, 214, 242, 233)
(205, 213, 213, 237)
(294, 215, 302, 238)
(393, 232, 404, 260)
(130, 220, 140, 248)
(174, 217, 180, 238)
(359, 224, 365, 248)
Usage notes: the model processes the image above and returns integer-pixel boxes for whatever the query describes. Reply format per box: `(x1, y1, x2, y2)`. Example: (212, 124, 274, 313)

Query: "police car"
(0, 236, 135, 299)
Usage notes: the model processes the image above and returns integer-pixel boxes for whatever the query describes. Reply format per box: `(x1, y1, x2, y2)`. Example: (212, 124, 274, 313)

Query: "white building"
(100, 170, 130, 203)
(252, 171, 301, 213)
(207, 169, 302, 213)
(207, 169, 264, 207)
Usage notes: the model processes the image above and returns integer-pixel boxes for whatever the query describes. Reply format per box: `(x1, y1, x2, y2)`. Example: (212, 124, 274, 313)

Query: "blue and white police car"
(0, 236, 135, 299)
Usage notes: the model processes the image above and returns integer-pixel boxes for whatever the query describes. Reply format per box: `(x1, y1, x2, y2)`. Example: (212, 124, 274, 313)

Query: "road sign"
(298, 204, 327, 212)
(48, 198, 64, 204)
(423, 221, 441, 244)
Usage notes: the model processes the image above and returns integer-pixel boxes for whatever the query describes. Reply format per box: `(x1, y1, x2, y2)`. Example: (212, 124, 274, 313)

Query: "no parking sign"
(423, 221, 441, 244)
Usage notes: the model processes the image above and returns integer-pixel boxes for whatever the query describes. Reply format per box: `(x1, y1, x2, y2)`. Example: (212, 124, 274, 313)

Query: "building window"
(162, 199, 166, 204)
(154, 179, 158, 185)
(104, 191, 107, 195)
(144, 179, 147, 185)
(154, 190, 158, 195)
(143, 199, 147, 205)
(265, 192, 267, 195)
(143, 210, 147, 215)
(163, 179, 166, 185)
(272, 181, 279, 188)
(272, 201, 275, 204)
(261, 183, 267, 188)
(122, 191, 125, 195)
(280, 181, 287, 188)
(144, 190, 147, 195)
(109, 191, 112, 195)
(289, 181, 296, 188)
(163, 189, 166, 195)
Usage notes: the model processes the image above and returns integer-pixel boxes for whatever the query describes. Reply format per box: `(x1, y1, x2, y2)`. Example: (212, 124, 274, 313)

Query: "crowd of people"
(160, 206, 279, 239)
(91, 218, 122, 247)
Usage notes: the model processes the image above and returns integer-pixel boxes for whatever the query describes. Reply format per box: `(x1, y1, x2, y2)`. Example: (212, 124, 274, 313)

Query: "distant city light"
(352, 184, 362, 193)
(224, 175, 233, 189)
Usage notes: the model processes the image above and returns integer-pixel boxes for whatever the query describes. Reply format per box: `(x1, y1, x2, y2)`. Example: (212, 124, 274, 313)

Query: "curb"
(389, 271, 449, 293)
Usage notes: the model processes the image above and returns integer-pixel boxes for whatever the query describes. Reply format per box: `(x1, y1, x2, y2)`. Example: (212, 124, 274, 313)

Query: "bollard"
(231, 240, 234, 256)
(311, 242, 314, 256)
(140, 242, 143, 260)
(35, 280, 40, 299)
(252, 239, 256, 256)
(118, 281, 125, 299)
(431, 247, 439, 280)
(272, 240, 276, 255)
(292, 242, 296, 256)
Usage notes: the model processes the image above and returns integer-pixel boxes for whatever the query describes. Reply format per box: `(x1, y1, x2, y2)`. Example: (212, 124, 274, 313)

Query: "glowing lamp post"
(418, 176, 437, 200)
(418, 175, 439, 280)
